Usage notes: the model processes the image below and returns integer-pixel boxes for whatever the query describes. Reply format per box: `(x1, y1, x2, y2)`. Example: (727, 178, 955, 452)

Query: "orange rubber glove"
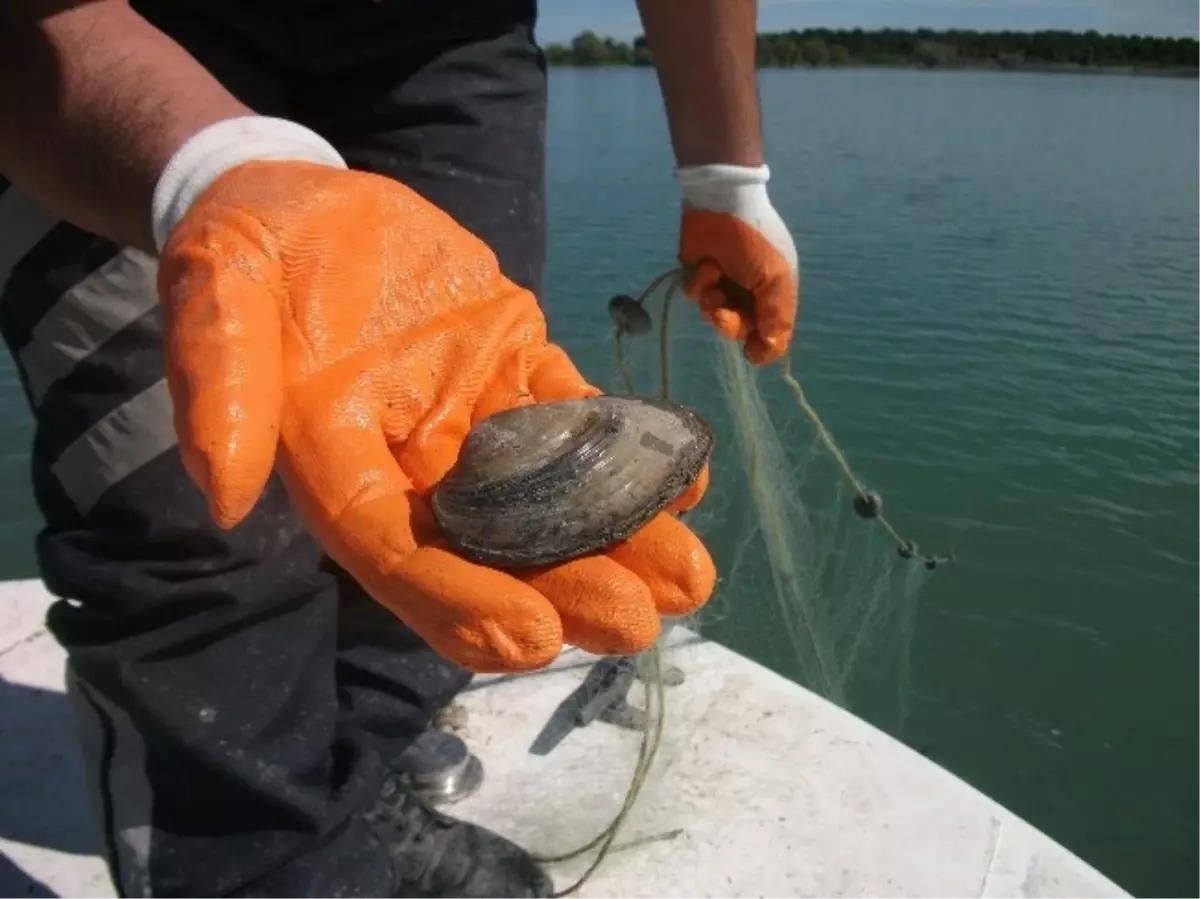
(151, 117, 715, 673)
(677, 164, 800, 365)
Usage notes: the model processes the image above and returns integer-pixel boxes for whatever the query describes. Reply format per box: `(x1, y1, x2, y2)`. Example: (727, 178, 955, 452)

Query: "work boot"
(367, 774, 554, 898)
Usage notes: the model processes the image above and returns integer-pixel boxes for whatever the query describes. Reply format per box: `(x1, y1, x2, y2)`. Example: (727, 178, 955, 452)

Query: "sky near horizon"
(535, 0, 1200, 43)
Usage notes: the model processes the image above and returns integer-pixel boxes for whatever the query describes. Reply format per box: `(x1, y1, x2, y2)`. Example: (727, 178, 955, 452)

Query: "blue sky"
(535, 0, 1200, 43)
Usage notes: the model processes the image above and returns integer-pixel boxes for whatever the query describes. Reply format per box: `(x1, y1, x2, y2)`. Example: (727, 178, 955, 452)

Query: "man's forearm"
(637, 0, 764, 168)
(0, 0, 252, 253)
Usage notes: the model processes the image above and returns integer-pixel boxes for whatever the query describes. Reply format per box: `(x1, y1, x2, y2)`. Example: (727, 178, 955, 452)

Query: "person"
(0, 0, 800, 895)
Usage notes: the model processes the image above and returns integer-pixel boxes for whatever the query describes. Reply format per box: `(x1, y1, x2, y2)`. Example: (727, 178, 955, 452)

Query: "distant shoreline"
(544, 28, 1199, 79)
(547, 61, 1200, 79)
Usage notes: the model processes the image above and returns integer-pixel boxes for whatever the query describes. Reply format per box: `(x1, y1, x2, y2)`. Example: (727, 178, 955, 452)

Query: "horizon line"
(541, 24, 1199, 43)
(544, 24, 1200, 45)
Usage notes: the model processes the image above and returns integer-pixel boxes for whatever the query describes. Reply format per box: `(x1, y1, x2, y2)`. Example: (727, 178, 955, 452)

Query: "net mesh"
(613, 270, 939, 719)
(528, 268, 949, 893)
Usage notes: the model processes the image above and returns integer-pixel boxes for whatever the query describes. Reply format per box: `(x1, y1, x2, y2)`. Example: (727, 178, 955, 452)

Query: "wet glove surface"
(159, 160, 715, 672)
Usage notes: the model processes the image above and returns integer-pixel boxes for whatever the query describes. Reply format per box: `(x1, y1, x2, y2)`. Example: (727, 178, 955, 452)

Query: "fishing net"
(523, 266, 952, 895)
(611, 268, 947, 710)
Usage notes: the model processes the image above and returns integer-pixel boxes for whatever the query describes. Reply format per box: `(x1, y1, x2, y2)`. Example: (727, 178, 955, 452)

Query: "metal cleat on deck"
(392, 727, 484, 805)
(529, 632, 686, 756)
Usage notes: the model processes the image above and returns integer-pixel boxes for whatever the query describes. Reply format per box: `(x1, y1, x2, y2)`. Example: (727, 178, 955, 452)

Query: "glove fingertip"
(384, 544, 565, 673)
(607, 514, 717, 618)
(519, 557, 661, 657)
(207, 490, 259, 531)
(210, 467, 273, 529)
(178, 429, 276, 529)
(667, 464, 710, 514)
(749, 273, 799, 361)
(744, 331, 790, 366)
(707, 307, 753, 341)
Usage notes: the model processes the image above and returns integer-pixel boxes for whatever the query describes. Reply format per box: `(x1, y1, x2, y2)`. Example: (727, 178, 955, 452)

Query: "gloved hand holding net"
(677, 163, 801, 365)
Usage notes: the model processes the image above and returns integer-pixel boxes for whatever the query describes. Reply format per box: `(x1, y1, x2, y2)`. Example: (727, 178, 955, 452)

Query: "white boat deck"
(1, 578, 1127, 898)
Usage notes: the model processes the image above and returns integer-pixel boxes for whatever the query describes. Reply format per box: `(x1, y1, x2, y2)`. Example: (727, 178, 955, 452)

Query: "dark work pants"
(0, 2, 546, 894)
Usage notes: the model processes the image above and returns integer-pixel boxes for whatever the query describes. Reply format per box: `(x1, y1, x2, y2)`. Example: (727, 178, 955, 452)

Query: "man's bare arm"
(0, 0, 252, 253)
(636, 0, 764, 167)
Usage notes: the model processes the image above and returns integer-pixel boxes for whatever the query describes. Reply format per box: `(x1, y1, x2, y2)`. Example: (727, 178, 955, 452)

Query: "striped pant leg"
(0, 189, 398, 896)
(0, 3, 497, 893)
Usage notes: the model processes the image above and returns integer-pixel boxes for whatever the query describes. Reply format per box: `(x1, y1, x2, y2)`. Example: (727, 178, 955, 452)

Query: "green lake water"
(1, 67, 1196, 895)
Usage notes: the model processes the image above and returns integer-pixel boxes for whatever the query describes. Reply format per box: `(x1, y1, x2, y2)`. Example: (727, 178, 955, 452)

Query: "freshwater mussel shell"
(432, 396, 712, 568)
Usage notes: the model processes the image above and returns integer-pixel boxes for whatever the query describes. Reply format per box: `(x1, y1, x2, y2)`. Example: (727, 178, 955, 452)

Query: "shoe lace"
(375, 774, 444, 845)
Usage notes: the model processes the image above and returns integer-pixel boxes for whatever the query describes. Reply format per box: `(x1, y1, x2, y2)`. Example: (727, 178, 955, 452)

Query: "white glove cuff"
(676, 163, 772, 224)
(675, 163, 799, 279)
(151, 115, 348, 252)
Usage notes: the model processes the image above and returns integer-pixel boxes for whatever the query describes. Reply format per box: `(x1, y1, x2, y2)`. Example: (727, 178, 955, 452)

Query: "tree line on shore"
(543, 28, 1199, 73)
